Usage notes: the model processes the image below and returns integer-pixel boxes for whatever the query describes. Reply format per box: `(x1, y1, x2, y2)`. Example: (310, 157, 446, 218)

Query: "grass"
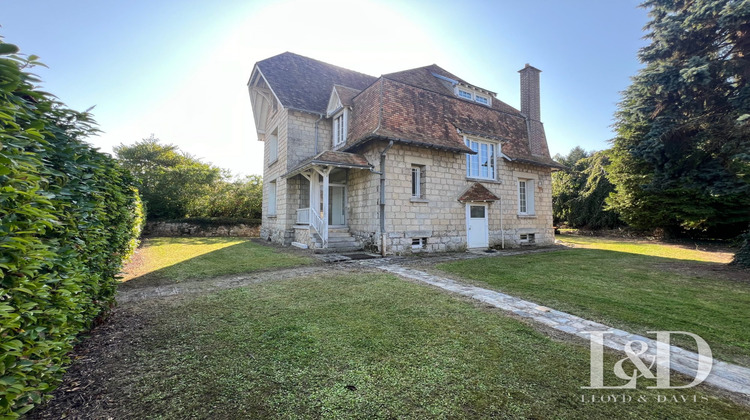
(67, 274, 747, 419)
(437, 235, 750, 365)
(558, 233, 733, 263)
(120, 237, 314, 287)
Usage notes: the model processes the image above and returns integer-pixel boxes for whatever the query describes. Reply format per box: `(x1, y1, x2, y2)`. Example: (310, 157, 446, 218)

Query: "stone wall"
(144, 221, 260, 237)
(354, 143, 555, 255)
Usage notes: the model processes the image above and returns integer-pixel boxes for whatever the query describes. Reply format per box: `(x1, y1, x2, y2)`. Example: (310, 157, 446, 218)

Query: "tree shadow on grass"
(118, 238, 314, 291)
(438, 248, 750, 365)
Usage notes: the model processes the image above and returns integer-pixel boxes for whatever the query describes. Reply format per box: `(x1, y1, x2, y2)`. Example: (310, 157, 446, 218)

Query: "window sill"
(268, 158, 278, 168)
(517, 214, 536, 219)
(267, 215, 277, 219)
(466, 177, 501, 184)
(410, 198, 429, 203)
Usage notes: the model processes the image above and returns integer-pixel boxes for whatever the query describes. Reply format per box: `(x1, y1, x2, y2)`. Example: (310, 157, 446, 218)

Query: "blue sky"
(2, 0, 649, 176)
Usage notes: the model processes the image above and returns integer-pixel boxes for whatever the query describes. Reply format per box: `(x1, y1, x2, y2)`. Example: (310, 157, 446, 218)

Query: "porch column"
(321, 167, 330, 239)
(308, 170, 318, 225)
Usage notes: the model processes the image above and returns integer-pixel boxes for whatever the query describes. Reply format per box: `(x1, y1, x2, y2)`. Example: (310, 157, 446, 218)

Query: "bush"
(731, 232, 750, 268)
(187, 175, 262, 219)
(0, 41, 143, 417)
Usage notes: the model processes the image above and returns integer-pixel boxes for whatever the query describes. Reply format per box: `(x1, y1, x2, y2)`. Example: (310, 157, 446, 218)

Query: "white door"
(466, 204, 488, 248)
(328, 185, 346, 226)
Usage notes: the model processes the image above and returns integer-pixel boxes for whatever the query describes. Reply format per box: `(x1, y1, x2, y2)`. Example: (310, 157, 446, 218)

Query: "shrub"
(0, 41, 143, 417)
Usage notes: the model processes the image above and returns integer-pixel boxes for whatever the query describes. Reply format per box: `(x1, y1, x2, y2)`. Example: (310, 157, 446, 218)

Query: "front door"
(466, 203, 488, 248)
(328, 185, 346, 226)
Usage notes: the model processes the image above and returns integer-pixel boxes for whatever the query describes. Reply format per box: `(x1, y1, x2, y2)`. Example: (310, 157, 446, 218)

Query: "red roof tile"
(284, 150, 372, 177)
(458, 183, 500, 202)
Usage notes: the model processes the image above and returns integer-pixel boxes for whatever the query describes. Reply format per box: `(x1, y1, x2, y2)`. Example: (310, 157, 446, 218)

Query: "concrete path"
(375, 263, 750, 399)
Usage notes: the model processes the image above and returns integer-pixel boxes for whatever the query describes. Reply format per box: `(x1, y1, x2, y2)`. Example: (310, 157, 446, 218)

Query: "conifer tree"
(608, 0, 750, 238)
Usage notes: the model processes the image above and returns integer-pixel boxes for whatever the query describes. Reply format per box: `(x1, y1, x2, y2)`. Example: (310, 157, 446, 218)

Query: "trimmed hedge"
(0, 42, 144, 417)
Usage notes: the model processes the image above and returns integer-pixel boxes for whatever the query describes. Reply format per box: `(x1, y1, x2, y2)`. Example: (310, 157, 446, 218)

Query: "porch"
(285, 151, 372, 250)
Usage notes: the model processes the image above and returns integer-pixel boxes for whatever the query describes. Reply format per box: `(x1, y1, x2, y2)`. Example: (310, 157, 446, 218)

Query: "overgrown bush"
(187, 175, 262, 219)
(0, 41, 143, 417)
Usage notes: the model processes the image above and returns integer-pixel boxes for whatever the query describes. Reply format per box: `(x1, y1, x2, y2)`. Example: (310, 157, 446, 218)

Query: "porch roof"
(458, 182, 500, 202)
(284, 150, 373, 178)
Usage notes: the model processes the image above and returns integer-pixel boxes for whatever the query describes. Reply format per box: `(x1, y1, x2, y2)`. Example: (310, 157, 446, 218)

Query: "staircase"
(312, 227, 363, 253)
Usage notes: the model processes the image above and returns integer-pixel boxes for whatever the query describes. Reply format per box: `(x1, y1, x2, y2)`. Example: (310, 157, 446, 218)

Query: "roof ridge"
(272, 51, 377, 79)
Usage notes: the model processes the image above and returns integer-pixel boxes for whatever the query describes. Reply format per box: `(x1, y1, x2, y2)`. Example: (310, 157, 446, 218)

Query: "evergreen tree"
(553, 148, 622, 229)
(607, 0, 750, 238)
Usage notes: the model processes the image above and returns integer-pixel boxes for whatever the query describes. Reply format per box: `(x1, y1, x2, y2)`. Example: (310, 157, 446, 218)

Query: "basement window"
(412, 238, 427, 249)
(520, 233, 536, 244)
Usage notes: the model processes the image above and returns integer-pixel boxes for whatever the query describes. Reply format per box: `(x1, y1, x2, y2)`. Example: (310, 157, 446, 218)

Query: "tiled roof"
(284, 150, 372, 177)
(458, 183, 500, 202)
(383, 64, 520, 115)
(345, 77, 563, 168)
(254, 54, 561, 169)
(333, 85, 361, 107)
(256, 52, 376, 114)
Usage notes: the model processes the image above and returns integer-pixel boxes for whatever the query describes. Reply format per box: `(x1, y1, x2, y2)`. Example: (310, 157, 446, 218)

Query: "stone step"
(314, 245, 364, 254)
(328, 237, 358, 244)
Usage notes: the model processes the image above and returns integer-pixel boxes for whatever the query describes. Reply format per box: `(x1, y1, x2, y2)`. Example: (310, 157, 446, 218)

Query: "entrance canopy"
(284, 150, 372, 178)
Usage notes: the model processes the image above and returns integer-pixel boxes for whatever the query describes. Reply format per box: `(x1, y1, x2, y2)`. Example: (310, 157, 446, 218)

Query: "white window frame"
(518, 179, 535, 215)
(411, 237, 427, 249)
(457, 88, 473, 99)
(268, 180, 277, 216)
(411, 165, 425, 199)
(332, 109, 348, 147)
(454, 86, 492, 106)
(474, 94, 490, 105)
(465, 137, 497, 180)
(268, 129, 278, 164)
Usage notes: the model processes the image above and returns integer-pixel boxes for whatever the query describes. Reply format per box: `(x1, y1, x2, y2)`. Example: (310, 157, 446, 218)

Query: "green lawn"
(120, 237, 314, 288)
(54, 274, 747, 419)
(437, 235, 750, 365)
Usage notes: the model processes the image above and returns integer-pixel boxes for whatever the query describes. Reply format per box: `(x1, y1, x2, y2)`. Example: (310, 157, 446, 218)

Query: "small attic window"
(458, 89, 473, 99)
(454, 86, 492, 106)
(474, 94, 489, 105)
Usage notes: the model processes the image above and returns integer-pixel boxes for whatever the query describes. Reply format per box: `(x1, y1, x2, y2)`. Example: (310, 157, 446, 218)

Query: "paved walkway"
(375, 262, 750, 399)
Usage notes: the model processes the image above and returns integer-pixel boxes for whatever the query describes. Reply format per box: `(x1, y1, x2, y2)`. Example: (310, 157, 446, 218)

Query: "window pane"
(459, 90, 472, 99)
(480, 143, 488, 178)
(470, 154, 479, 177)
(489, 145, 495, 178)
(470, 206, 485, 218)
(411, 168, 418, 196)
(519, 181, 527, 213)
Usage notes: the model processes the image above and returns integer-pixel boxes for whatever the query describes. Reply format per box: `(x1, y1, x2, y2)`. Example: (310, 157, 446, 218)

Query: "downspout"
(378, 140, 394, 256)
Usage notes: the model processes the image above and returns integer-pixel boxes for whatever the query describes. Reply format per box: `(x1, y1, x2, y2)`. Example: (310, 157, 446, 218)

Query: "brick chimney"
(518, 64, 549, 156)
(519, 63, 541, 121)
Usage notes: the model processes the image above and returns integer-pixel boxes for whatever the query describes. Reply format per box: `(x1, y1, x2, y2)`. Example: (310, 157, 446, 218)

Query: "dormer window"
(454, 86, 492, 106)
(332, 109, 348, 147)
(474, 94, 489, 105)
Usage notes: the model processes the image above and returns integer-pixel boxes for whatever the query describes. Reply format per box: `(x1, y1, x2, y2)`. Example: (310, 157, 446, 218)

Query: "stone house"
(248, 52, 563, 254)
